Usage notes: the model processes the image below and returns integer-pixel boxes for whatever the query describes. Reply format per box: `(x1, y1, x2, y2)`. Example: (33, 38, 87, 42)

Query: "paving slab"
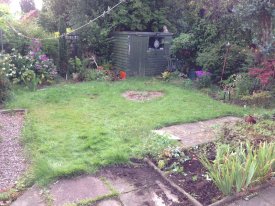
(154, 116, 241, 148)
(227, 186, 275, 206)
(50, 176, 111, 206)
(11, 186, 45, 206)
(258, 186, 275, 204)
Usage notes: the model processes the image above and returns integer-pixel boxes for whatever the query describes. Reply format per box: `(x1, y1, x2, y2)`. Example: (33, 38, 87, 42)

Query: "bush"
(0, 68, 11, 103)
(83, 69, 108, 81)
(249, 59, 275, 88)
(241, 91, 273, 107)
(4, 20, 58, 61)
(1, 42, 57, 89)
(200, 142, 275, 196)
(194, 71, 212, 88)
(234, 73, 259, 96)
(196, 43, 254, 81)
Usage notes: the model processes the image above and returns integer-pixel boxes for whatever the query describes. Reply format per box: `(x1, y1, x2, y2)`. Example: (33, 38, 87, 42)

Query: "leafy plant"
(161, 71, 171, 81)
(194, 71, 212, 88)
(200, 142, 275, 195)
(1, 41, 57, 88)
(0, 66, 11, 103)
(249, 59, 275, 87)
(241, 91, 272, 107)
(234, 73, 258, 96)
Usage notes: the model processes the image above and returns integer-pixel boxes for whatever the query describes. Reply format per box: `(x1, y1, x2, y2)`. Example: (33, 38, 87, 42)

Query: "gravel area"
(0, 111, 27, 191)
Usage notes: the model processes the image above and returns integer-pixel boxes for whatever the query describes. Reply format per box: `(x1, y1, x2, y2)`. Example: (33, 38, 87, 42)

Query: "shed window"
(148, 37, 164, 50)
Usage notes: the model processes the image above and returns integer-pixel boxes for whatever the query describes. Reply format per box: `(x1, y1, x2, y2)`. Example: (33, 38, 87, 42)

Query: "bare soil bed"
(0, 111, 27, 192)
(122, 91, 164, 101)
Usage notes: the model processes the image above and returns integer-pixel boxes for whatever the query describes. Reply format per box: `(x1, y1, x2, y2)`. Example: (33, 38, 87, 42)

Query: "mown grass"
(6, 78, 250, 185)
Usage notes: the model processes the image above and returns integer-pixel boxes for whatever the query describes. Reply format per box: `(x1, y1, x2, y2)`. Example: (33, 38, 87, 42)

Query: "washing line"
(6, 0, 127, 41)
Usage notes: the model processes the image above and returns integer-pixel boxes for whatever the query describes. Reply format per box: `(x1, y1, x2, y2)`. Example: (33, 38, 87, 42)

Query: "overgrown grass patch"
(6, 78, 249, 185)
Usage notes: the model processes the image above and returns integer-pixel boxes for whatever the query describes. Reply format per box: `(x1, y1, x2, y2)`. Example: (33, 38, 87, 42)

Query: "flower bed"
(148, 117, 275, 205)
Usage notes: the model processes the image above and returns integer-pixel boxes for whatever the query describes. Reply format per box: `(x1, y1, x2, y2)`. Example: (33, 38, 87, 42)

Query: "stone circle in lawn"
(122, 91, 164, 101)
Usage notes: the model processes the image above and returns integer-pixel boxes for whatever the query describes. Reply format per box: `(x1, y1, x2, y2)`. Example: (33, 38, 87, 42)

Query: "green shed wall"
(112, 32, 173, 76)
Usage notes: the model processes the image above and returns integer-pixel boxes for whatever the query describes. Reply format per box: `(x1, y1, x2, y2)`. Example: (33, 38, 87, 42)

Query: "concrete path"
(228, 186, 275, 206)
(11, 164, 191, 206)
(154, 116, 241, 148)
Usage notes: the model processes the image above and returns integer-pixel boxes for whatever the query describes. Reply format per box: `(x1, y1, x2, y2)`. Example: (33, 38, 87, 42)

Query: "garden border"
(0, 109, 27, 114)
(145, 158, 275, 206)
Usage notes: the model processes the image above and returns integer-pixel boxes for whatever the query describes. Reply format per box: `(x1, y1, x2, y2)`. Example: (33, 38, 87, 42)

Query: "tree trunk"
(259, 9, 273, 53)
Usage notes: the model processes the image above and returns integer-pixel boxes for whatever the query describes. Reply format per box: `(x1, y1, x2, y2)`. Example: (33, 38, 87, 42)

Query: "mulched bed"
(0, 111, 27, 192)
(166, 150, 223, 205)
(122, 91, 164, 101)
(150, 143, 223, 206)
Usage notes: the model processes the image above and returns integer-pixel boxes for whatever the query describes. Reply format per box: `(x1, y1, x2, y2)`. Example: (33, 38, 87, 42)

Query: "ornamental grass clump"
(200, 142, 275, 196)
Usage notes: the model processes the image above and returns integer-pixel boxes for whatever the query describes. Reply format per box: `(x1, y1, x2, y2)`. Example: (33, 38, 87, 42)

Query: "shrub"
(234, 73, 259, 96)
(0, 66, 11, 103)
(3, 40, 57, 87)
(240, 91, 273, 108)
(249, 59, 275, 88)
(194, 70, 212, 88)
(196, 43, 253, 81)
(83, 69, 108, 81)
(200, 142, 275, 196)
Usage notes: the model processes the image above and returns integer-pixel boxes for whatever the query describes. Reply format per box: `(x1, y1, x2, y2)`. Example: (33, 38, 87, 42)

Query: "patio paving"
(228, 186, 275, 206)
(154, 116, 241, 148)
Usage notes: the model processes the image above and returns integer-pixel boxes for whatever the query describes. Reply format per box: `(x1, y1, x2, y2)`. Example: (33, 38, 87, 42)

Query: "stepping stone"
(50, 176, 111, 206)
(11, 186, 45, 206)
(154, 116, 241, 148)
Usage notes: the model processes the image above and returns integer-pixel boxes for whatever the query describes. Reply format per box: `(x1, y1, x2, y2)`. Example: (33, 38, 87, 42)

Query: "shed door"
(131, 36, 148, 76)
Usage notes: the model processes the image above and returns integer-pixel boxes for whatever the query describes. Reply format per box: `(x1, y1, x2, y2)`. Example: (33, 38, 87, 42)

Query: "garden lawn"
(7, 78, 248, 185)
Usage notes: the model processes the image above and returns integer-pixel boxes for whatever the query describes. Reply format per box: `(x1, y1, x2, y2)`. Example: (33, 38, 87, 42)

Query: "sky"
(9, 0, 43, 13)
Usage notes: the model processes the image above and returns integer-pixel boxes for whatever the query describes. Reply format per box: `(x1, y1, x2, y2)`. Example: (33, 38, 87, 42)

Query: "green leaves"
(200, 142, 275, 195)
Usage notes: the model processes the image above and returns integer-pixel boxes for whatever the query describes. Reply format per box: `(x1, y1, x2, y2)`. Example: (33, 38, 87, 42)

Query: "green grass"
(6, 78, 250, 185)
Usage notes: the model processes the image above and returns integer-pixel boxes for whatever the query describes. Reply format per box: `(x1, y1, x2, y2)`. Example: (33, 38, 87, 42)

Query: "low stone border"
(145, 158, 275, 206)
(0, 109, 27, 114)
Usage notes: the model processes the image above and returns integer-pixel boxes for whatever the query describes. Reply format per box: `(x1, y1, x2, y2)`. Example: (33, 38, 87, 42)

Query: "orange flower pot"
(120, 70, 126, 80)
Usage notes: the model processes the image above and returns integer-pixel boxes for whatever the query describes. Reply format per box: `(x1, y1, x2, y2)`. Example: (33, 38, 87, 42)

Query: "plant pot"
(120, 70, 126, 80)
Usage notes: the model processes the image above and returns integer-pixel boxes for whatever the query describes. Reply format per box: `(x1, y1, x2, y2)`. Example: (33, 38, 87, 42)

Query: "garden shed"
(112, 31, 173, 76)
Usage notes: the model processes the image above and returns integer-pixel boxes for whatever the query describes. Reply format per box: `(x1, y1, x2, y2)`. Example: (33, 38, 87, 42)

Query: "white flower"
(2, 68, 5, 71)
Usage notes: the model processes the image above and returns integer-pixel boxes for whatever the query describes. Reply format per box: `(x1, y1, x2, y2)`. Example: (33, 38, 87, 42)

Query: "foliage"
(241, 91, 273, 108)
(0, 64, 11, 103)
(68, 57, 83, 74)
(83, 69, 105, 81)
(201, 142, 275, 195)
(249, 59, 275, 87)
(196, 43, 254, 81)
(20, 0, 35, 13)
(194, 71, 212, 88)
(3, 20, 58, 61)
(234, 73, 258, 96)
(161, 71, 171, 81)
(0, 42, 57, 89)
(220, 118, 275, 144)
(235, 0, 275, 54)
